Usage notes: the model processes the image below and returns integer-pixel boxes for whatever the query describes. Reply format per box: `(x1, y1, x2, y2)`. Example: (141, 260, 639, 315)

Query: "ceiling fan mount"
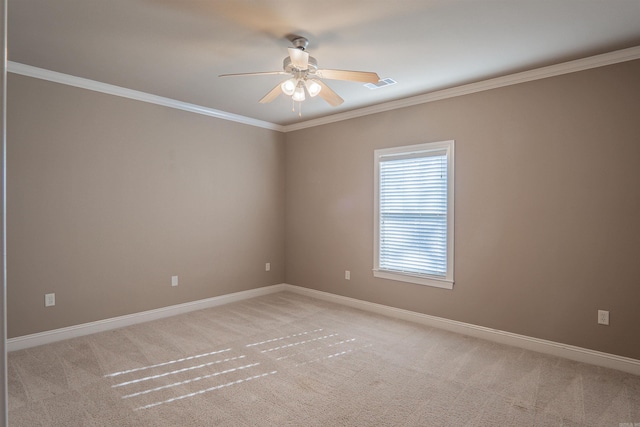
(219, 36, 380, 108)
(290, 36, 309, 51)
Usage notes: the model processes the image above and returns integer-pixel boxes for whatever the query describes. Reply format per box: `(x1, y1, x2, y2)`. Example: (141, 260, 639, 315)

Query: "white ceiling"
(8, 0, 640, 126)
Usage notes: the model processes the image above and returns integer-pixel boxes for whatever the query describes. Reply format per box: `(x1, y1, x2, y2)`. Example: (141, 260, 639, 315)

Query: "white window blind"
(374, 141, 454, 289)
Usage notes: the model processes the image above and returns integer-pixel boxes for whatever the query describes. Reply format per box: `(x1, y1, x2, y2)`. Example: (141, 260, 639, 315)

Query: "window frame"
(373, 140, 455, 289)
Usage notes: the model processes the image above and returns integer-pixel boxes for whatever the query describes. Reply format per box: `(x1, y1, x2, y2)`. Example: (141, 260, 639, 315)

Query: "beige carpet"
(8, 291, 640, 426)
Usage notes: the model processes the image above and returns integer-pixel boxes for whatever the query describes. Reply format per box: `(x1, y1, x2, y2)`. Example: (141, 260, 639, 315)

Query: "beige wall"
(7, 74, 285, 338)
(7, 58, 640, 362)
(284, 60, 640, 359)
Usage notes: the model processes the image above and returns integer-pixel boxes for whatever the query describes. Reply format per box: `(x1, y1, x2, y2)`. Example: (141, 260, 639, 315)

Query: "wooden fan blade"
(259, 83, 283, 104)
(288, 48, 309, 69)
(315, 80, 344, 107)
(316, 69, 380, 83)
(219, 71, 286, 77)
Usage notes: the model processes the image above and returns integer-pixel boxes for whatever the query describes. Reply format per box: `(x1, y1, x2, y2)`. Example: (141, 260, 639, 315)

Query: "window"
(374, 140, 454, 289)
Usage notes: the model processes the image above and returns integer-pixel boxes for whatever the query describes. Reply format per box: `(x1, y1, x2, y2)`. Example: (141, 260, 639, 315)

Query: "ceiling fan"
(219, 36, 380, 107)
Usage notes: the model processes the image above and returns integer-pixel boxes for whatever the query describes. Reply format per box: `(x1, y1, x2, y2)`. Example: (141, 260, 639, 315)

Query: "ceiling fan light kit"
(292, 83, 306, 102)
(281, 79, 296, 96)
(305, 80, 322, 97)
(219, 36, 380, 114)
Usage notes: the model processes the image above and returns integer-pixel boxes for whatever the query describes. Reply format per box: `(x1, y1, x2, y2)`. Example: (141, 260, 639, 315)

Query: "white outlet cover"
(171, 276, 179, 287)
(45, 293, 55, 307)
(265, 263, 271, 271)
(598, 310, 609, 325)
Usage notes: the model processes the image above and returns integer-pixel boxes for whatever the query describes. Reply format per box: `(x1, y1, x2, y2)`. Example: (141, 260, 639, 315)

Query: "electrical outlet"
(45, 293, 55, 307)
(598, 310, 609, 325)
(265, 262, 271, 272)
(345, 270, 351, 280)
(171, 276, 179, 287)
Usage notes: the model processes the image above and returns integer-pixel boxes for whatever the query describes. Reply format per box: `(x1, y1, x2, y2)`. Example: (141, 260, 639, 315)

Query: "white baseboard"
(281, 284, 640, 376)
(7, 284, 287, 352)
(9, 283, 640, 376)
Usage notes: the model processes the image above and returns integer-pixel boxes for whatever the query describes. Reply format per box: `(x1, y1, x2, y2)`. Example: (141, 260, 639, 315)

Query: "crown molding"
(7, 61, 285, 132)
(283, 45, 640, 132)
(8, 45, 640, 133)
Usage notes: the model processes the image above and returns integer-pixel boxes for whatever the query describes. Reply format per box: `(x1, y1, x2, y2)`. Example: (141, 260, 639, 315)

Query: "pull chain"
(290, 98, 303, 117)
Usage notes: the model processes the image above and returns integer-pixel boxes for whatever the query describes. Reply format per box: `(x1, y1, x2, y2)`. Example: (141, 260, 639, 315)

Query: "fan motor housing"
(283, 56, 318, 74)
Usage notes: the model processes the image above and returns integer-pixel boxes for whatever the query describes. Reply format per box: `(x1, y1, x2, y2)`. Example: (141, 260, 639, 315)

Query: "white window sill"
(373, 269, 454, 290)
